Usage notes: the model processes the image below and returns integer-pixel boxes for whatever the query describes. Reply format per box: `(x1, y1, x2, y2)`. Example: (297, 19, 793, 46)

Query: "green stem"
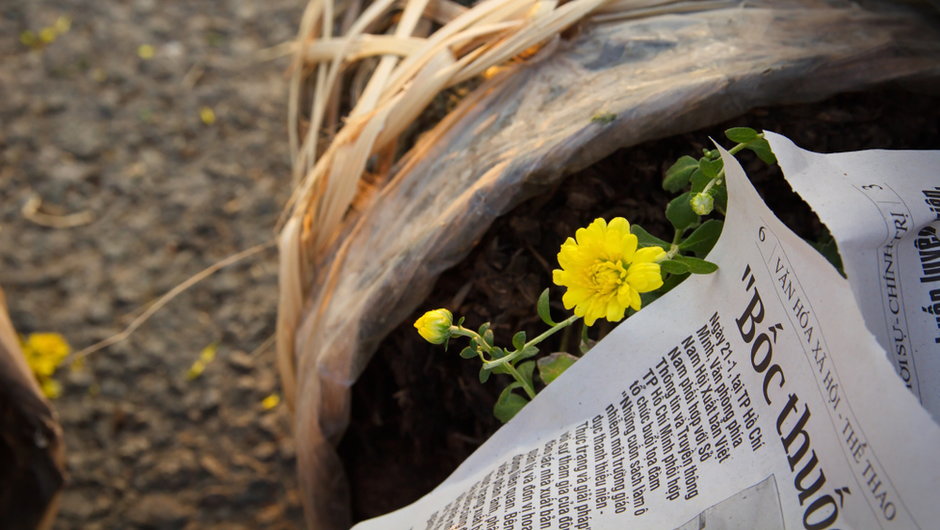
(525, 315, 580, 350)
(482, 315, 580, 371)
(458, 315, 581, 397)
(700, 140, 745, 195)
(451, 327, 496, 360)
(660, 229, 684, 261)
(728, 141, 748, 156)
(701, 169, 724, 195)
(504, 363, 536, 399)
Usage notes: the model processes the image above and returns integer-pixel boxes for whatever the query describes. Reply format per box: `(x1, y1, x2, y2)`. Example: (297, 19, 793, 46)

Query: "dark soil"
(1, 1, 305, 528)
(340, 89, 940, 523)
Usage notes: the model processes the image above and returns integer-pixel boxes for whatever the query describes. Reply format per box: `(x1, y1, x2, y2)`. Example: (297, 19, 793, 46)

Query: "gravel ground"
(1, 1, 305, 528)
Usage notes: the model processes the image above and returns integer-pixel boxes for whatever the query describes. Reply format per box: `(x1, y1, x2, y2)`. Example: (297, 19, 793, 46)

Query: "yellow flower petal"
(41, 378, 62, 399)
(261, 393, 280, 410)
(606, 300, 625, 322)
(414, 309, 453, 344)
(627, 262, 664, 292)
(199, 106, 216, 125)
(628, 288, 642, 311)
(634, 246, 666, 263)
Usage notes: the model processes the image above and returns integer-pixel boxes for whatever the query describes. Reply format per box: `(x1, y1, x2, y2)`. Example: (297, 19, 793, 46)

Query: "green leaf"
(690, 168, 709, 193)
(494, 384, 528, 423)
(491, 363, 511, 375)
(631, 225, 669, 249)
(666, 192, 698, 232)
(725, 127, 759, 144)
(699, 157, 723, 180)
(711, 181, 728, 213)
(746, 138, 777, 164)
(536, 289, 557, 326)
(459, 346, 476, 359)
(518, 361, 536, 390)
(679, 220, 723, 257)
(663, 155, 698, 193)
(537, 352, 579, 385)
(659, 259, 690, 275)
(644, 271, 690, 305)
(511, 331, 526, 351)
(518, 344, 540, 361)
(477, 322, 489, 336)
(479, 366, 492, 383)
(810, 231, 845, 277)
(483, 329, 495, 347)
(674, 255, 718, 274)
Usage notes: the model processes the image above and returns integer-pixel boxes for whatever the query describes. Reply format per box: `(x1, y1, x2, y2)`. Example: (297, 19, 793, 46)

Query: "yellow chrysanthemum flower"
(19, 332, 71, 399)
(552, 218, 665, 326)
(24, 333, 70, 361)
(414, 308, 453, 344)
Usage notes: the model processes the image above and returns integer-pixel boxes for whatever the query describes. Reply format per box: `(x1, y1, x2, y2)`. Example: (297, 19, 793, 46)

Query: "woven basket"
(277, 0, 940, 527)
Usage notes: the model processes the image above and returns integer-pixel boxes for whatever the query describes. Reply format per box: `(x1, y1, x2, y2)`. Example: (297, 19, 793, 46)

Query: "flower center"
(589, 260, 627, 295)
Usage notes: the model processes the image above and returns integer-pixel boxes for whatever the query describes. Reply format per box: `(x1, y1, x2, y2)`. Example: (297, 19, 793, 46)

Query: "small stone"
(50, 159, 94, 183)
(201, 388, 221, 414)
(118, 435, 152, 460)
(54, 118, 107, 159)
(199, 486, 233, 509)
(252, 442, 277, 462)
(128, 494, 191, 528)
(199, 454, 228, 478)
(226, 351, 254, 373)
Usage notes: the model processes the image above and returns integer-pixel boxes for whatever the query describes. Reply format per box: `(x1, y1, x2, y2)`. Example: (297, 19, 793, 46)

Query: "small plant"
(415, 128, 776, 422)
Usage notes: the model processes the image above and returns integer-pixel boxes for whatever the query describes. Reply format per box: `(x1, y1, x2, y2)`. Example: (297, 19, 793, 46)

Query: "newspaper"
(767, 132, 940, 422)
(353, 138, 940, 529)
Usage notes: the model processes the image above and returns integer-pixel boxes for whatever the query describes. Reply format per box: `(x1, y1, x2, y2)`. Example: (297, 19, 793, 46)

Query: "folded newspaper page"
(768, 132, 940, 422)
(354, 140, 940, 529)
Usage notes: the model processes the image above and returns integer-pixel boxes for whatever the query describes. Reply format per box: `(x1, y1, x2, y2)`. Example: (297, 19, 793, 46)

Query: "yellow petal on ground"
(200, 342, 218, 363)
(33, 357, 58, 377)
(39, 27, 57, 43)
(186, 359, 206, 380)
(138, 44, 155, 59)
(261, 393, 280, 410)
(25, 333, 71, 360)
(54, 16, 72, 34)
(41, 378, 62, 399)
(199, 106, 216, 125)
(20, 30, 37, 47)
(70, 356, 85, 372)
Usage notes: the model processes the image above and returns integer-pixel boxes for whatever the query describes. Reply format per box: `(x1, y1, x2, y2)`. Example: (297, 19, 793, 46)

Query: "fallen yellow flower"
(261, 393, 280, 410)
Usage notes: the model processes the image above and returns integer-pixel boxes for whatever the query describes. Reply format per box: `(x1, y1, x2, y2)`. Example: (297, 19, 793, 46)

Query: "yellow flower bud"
(414, 309, 453, 344)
